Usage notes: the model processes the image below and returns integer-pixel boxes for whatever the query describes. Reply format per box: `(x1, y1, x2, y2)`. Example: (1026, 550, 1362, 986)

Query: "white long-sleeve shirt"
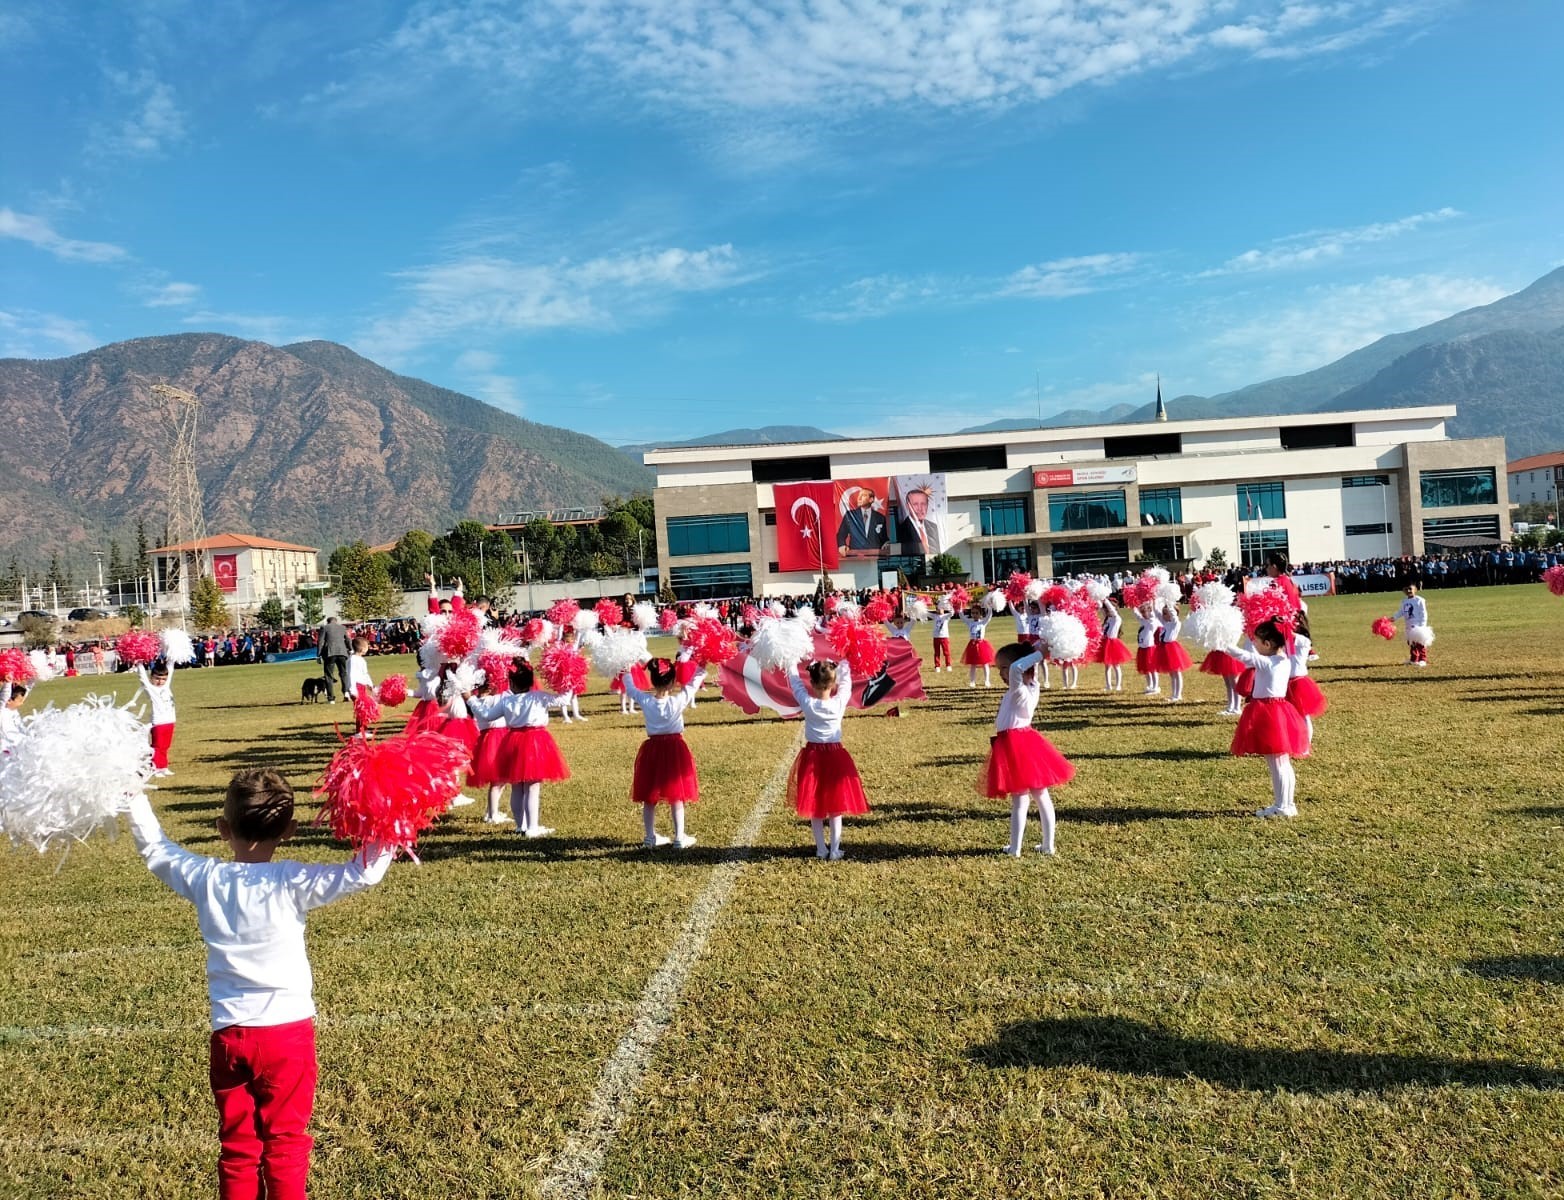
(135, 666, 175, 725)
(411, 668, 440, 702)
(1288, 633, 1313, 680)
(931, 613, 952, 638)
(0, 685, 21, 753)
(994, 651, 1043, 732)
(127, 794, 391, 1029)
(467, 689, 560, 729)
(1159, 612, 1183, 644)
(1100, 603, 1123, 640)
(1394, 595, 1429, 629)
(622, 674, 701, 735)
(1134, 611, 1157, 649)
(787, 662, 852, 744)
(1227, 644, 1293, 699)
(886, 622, 913, 641)
(347, 653, 373, 692)
(962, 618, 989, 641)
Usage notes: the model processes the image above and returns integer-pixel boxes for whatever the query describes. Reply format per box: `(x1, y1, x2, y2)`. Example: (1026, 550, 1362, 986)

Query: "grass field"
(2, 586, 1562, 1198)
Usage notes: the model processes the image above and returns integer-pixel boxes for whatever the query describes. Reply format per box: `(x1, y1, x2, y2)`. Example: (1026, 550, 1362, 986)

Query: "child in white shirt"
(136, 661, 177, 777)
(982, 644, 1075, 857)
(621, 658, 702, 848)
(785, 659, 868, 859)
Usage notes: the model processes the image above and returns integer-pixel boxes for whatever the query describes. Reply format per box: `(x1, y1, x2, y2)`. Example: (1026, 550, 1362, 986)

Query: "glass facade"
(1236, 482, 1286, 520)
(1051, 539, 1129, 576)
(1419, 468, 1497, 508)
(1048, 490, 1127, 532)
(1343, 474, 1391, 488)
(1141, 535, 1186, 562)
(982, 546, 1034, 581)
(667, 562, 753, 599)
(1139, 487, 1183, 526)
(1345, 523, 1392, 537)
(1239, 529, 1289, 568)
(1422, 515, 1501, 542)
(665, 513, 750, 557)
(979, 497, 1031, 536)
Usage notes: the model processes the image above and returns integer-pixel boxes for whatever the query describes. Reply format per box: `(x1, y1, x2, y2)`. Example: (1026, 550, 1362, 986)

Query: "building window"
(1422, 515, 1501, 543)
(667, 562, 753, 599)
(1239, 529, 1289, 568)
(930, 445, 1007, 472)
(980, 497, 1031, 536)
(1141, 535, 1186, 562)
(881, 553, 929, 580)
(1419, 467, 1497, 508)
(983, 546, 1034, 581)
(1051, 539, 1129, 576)
(1104, 432, 1181, 458)
(1236, 482, 1286, 521)
(665, 514, 750, 557)
(1345, 523, 1393, 537)
(1049, 490, 1126, 532)
(1281, 422, 1354, 451)
(752, 455, 831, 484)
(763, 512, 777, 526)
(1139, 486, 1182, 525)
(1343, 474, 1391, 488)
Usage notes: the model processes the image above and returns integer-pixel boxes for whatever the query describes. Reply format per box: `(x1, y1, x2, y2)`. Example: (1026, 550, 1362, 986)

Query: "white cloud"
(0, 208, 127, 263)
(181, 311, 317, 344)
(1203, 207, 1461, 276)
(143, 280, 203, 307)
(92, 71, 187, 158)
(808, 274, 944, 322)
(361, 243, 745, 357)
(1206, 274, 1506, 380)
(0, 309, 98, 358)
(1000, 253, 1144, 298)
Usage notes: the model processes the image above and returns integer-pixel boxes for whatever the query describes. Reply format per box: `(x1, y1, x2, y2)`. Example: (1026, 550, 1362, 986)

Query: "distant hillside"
(621, 425, 843, 463)
(0, 334, 651, 555)
(960, 403, 1139, 434)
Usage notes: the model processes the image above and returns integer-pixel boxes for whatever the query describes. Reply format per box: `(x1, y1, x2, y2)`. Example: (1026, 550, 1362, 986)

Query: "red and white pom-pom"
(1041, 584, 1071, 611)
(1143, 566, 1171, 585)
(1084, 578, 1111, 604)
(594, 598, 624, 628)
(377, 674, 409, 707)
(1191, 581, 1235, 612)
(750, 617, 815, 672)
(1025, 579, 1048, 604)
(1036, 612, 1088, 663)
(313, 728, 469, 860)
(658, 606, 679, 632)
(826, 616, 888, 678)
(517, 617, 544, 646)
(1407, 625, 1435, 647)
(833, 599, 861, 621)
(684, 617, 738, 668)
(28, 650, 57, 682)
(983, 589, 1008, 615)
(478, 651, 516, 690)
(863, 596, 894, 624)
(1546, 564, 1564, 597)
(592, 629, 650, 680)
(1189, 605, 1245, 652)
(417, 641, 443, 673)
(742, 603, 765, 628)
(1060, 590, 1103, 659)
(1236, 587, 1298, 639)
(794, 603, 817, 626)
(1371, 616, 1397, 641)
(438, 608, 481, 660)
(160, 629, 196, 665)
(419, 611, 450, 641)
(1153, 581, 1183, 610)
(908, 596, 931, 621)
(540, 644, 590, 695)
(823, 595, 840, 614)
(546, 598, 580, 628)
(353, 684, 382, 729)
(499, 623, 526, 645)
(116, 630, 162, 667)
(1003, 572, 1032, 607)
(949, 586, 972, 611)
(624, 601, 654, 632)
(0, 648, 36, 684)
(1119, 580, 1147, 608)
(766, 600, 788, 619)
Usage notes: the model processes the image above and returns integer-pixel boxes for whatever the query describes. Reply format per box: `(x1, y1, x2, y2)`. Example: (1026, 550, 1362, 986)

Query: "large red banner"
(719, 634, 927, 716)
(213, 553, 239, 593)
(773, 482, 839, 573)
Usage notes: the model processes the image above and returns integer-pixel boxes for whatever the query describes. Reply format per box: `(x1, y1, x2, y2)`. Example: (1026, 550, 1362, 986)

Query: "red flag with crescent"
(773, 482, 839, 572)
(719, 632, 926, 716)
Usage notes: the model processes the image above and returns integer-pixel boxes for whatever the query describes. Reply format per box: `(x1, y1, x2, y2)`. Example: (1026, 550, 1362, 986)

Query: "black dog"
(301, 677, 330, 703)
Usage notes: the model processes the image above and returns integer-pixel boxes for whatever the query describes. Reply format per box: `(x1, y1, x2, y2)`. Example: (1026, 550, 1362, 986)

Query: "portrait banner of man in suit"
(833, 477, 892, 558)
(893, 473, 948, 557)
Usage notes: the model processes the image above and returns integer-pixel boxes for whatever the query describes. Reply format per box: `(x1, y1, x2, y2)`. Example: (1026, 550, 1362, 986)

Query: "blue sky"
(2, 1, 1561, 443)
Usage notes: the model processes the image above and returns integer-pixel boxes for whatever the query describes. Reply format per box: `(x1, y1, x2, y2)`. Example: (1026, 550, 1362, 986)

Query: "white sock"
(983, 667, 992, 686)
(1170, 673, 1183, 701)
(811, 818, 827, 854)
(511, 786, 527, 830)
(1265, 755, 1288, 811)
(642, 803, 657, 841)
(524, 782, 541, 831)
(672, 801, 687, 840)
(969, 668, 977, 686)
(487, 784, 504, 821)
(1008, 794, 1027, 854)
(1226, 681, 1239, 711)
(829, 815, 843, 855)
(1282, 759, 1297, 811)
(1034, 789, 1055, 854)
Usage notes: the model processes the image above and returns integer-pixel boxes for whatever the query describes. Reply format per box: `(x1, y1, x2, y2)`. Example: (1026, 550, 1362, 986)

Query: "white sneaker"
(828, 847, 844, 861)
(1415, 661, 1427, 669)
(524, 826, 554, 839)
(1254, 803, 1284, 819)
(1280, 804, 1298, 818)
(642, 833, 671, 849)
(673, 834, 697, 850)
(1035, 843, 1055, 856)
(450, 796, 475, 807)
(483, 813, 510, 825)
(815, 846, 829, 859)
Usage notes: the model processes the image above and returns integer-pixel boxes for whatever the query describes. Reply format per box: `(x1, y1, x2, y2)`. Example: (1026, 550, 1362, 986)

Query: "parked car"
(17, 610, 54, 622)
(67, 608, 112, 622)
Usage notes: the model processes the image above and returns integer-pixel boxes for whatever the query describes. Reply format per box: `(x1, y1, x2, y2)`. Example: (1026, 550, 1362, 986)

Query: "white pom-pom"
(631, 602, 658, 632)
(1024, 579, 1047, 602)
(28, 650, 56, 682)
(833, 600, 861, 620)
(1154, 581, 1182, 609)
(750, 617, 815, 672)
(794, 604, 816, 626)
(418, 641, 442, 672)
(1084, 579, 1111, 604)
(1193, 581, 1234, 611)
(420, 611, 449, 639)
(908, 597, 931, 621)
(1187, 605, 1244, 652)
(691, 603, 716, 621)
(767, 600, 788, 619)
(536, 619, 558, 646)
(571, 610, 600, 634)
(1036, 612, 1088, 663)
(478, 627, 519, 657)
(591, 629, 650, 680)
(1407, 625, 1435, 647)
(0, 696, 151, 853)
(1147, 566, 1171, 584)
(160, 629, 196, 665)
(984, 590, 1008, 614)
(450, 662, 483, 696)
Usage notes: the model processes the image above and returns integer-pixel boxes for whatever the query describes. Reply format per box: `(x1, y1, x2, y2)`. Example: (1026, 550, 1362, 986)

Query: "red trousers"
(1409, 642, 1429, 664)
(210, 1018, 317, 1200)
(932, 637, 951, 667)
(151, 723, 175, 769)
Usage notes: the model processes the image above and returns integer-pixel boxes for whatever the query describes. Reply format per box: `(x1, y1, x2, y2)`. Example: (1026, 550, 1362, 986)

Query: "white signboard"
(1032, 465, 1138, 488)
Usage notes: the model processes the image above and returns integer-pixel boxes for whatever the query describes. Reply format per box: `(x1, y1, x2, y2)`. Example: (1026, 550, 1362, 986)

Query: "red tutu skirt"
(469, 727, 507, 787)
(1199, 650, 1244, 678)
(675, 659, 700, 686)
(1135, 647, 1157, 675)
(1235, 668, 1255, 699)
(497, 726, 571, 783)
(1286, 676, 1329, 718)
(980, 727, 1075, 798)
(435, 715, 479, 757)
(631, 733, 700, 805)
(962, 639, 996, 666)
(1230, 697, 1310, 758)
(405, 698, 437, 733)
(1154, 641, 1193, 673)
(1018, 633, 1039, 646)
(1096, 637, 1133, 666)
(788, 742, 870, 819)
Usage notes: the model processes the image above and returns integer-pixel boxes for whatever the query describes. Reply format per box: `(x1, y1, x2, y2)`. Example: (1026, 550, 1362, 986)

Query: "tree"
(298, 588, 324, 626)
(46, 552, 68, 593)
(135, 520, 151, 578)
(19, 614, 57, 649)
(1204, 547, 1229, 571)
(332, 541, 401, 620)
(388, 529, 436, 588)
(929, 553, 965, 580)
(256, 594, 287, 630)
(431, 521, 517, 594)
(190, 573, 231, 631)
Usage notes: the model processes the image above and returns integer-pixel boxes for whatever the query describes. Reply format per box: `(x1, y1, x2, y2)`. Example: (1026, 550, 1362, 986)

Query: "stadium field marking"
(540, 729, 803, 1200)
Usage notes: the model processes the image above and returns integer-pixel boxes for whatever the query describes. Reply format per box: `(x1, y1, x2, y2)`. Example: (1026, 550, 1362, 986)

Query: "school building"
(644, 405, 1510, 598)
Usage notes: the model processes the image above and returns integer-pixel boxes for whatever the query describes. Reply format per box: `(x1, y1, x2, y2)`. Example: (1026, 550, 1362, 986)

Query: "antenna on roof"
(1154, 374, 1168, 423)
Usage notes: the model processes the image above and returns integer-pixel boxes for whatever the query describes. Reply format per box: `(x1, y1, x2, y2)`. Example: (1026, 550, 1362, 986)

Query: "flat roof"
(643, 405, 1458, 466)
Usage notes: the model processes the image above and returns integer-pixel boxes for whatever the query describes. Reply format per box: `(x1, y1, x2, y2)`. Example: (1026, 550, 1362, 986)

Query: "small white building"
(1506, 452, 1564, 510)
(152, 533, 322, 611)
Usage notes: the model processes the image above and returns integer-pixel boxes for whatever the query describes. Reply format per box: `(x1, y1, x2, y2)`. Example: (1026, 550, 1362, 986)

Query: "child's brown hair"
(806, 660, 838, 693)
(352, 636, 369, 653)
(993, 642, 1031, 675)
(223, 768, 295, 843)
(648, 657, 678, 693)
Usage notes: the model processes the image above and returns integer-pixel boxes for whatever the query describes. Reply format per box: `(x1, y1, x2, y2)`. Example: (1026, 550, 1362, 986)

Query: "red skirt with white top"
(631, 733, 700, 805)
(1286, 676, 1328, 719)
(788, 742, 870, 819)
(1095, 637, 1133, 666)
(405, 698, 438, 733)
(980, 727, 1075, 797)
(469, 727, 507, 787)
(1230, 697, 1310, 758)
(1198, 650, 1245, 678)
(1153, 641, 1193, 673)
(495, 726, 571, 783)
(1135, 647, 1157, 675)
(962, 639, 996, 666)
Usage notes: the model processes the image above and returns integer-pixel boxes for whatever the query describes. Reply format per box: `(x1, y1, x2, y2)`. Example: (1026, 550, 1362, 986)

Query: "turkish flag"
(719, 633, 927, 716)
(773, 482, 839, 572)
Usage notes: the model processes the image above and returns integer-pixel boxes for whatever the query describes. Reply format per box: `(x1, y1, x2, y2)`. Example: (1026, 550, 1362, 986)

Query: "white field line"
(540, 729, 803, 1200)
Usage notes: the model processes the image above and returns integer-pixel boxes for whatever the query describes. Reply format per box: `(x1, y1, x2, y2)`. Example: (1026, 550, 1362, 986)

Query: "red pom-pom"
(0, 647, 36, 684)
(1236, 586, 1299, 639)
(863, 596, 894, 624)
(742, 603, 764, 628)
(540, 644, 589, 695)
(1120, 581, 1149, 608)
(594, 598, 624, 628)
(520, 617, 547, 646)
(1060, 590, 1103, 660)
(546, 598, 580, 628)
(1041, 584, 1071, 611)
(377, 674, 409, 707)
(1546, 564, 1564, 597)
(1004, 572, 1032, 607)
(684, 617, 738, 667)
(313, 728, 469, 860)
(478, 651, 515, 689)
(950, 586, 971, 611)
(826, 616, 889, 678)
(353, 683, 382, 729)
(824, 595, 840, 613)
(499, 624, 526, 645)
(658, 607, 679, 631)
(1371, 616, 1397, 640)
(437, 608, 481, 659)
(116, 630, 163, 666)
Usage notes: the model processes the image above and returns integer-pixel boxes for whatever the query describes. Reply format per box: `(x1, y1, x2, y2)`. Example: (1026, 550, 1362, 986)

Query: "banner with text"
(1032, 465, 1138, 489)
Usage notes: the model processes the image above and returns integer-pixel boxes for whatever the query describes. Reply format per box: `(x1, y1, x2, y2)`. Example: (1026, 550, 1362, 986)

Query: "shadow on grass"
(1072, 748, 1227, 762)
(1066, 805, 1229, 825)
(919, 754, 987, 769)
(873, 800, 995, 823)
(968, 1016, 1564, 1093)
(1510, 805, 1564, 819)
(1465, 955, 1564, 984)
